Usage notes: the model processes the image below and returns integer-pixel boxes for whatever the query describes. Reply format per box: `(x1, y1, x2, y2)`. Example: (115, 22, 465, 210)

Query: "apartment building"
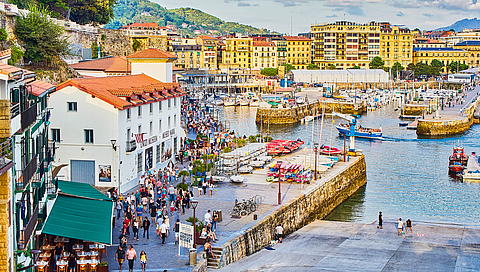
(454, 41, 480, 67)
(311, 21, 381, 69)
(413, 38, 446, 48)
(197, 36, 218, 70)
(380, 25, 413, 67)
(413, 48, 468, 72)
(284, 36, 312, 69)
(222, 37, 253, 69)
(252, 41, 277, 69)
(172, 44, 202, 70)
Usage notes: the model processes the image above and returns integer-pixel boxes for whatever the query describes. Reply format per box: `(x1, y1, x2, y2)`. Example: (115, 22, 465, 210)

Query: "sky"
(153, 0, 480, 34)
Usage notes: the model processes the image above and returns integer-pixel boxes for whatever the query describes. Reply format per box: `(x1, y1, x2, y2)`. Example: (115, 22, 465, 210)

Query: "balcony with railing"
(16, 155, 38, 191)
(21, 103, 37, 131)
(126, 140, 137, 153)
(18, 204, 38, 250)
(0, 137, 13, 175)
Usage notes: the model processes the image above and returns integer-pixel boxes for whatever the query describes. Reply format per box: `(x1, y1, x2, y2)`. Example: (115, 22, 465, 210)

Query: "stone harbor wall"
(402, 104, 428, 116)
(213, 155, 367, 268)
(256, 101, 366, 125)
(417, 95, 480, 136)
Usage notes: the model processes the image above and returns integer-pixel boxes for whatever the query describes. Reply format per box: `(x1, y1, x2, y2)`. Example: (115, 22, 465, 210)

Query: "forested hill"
(105, 0, 274, 36)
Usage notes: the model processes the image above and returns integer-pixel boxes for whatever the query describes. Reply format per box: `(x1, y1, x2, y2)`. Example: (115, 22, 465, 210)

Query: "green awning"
(42, 195, 113, 245)
(57, 180, 111, 200)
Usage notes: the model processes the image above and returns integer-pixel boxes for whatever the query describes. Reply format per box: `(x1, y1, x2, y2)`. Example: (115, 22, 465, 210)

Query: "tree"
(15, 6, 70, 63)
(327, 64, 337, 70)
(0, 29, 7, 41)
(37, 0, 117, 25)
(351, 65, 361, 69)
(369, 57, 385, 69)
(282, 63, 295, 73)
(406, 63, 416, 71)
(307, 63, 319, 70)
(260, 68, 278, 77)
(430, 59, 444, 75)
(392, 62, 404, 72)
(413, 28, 421, 32)
(448, 61, 468, 73)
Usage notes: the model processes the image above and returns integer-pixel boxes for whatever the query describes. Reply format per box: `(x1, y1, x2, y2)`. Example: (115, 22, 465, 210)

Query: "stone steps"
(206, 246, 223, 269)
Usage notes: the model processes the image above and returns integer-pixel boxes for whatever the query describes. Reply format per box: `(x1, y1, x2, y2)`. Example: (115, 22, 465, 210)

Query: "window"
(168, 116, 171, 129)
(126, 108, 131, 120)
(127, 128, 131, 141)
(52, 129, 60, 142)
(137, 152, 143, 173)
(138, 106, 142, 117)
(159, 101, 162, 111)
(168, 99, 171, 109)
(174, 98, 177, 107)
(67, 102, 77, 112)
(174, 115, 177, 127)
(149, 121, 153, 135)
(159, 119, 162, 133)
(84, 129, 93, 143)
(156, 144, 161, 164)
(149, 103, 153, 114)
(138, 125, 142, 134)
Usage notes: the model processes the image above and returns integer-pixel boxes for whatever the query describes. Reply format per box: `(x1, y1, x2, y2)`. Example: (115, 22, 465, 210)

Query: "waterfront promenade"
(219, 220, 480, 272)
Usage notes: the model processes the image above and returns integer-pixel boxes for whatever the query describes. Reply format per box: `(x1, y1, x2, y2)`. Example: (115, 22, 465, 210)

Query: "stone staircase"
(206, 246, 224, 269)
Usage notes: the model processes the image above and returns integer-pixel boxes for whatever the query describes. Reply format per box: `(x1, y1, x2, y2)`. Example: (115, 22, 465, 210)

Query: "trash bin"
(217, 210, 222, 223)
(189, 248, 197, 266)
(253, 214, 257, 220)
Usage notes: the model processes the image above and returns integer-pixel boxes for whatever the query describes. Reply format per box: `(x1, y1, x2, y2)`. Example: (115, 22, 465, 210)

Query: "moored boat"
(320, 145, 342, 155)
(448, 146, 468, 174)
(462, 154, 480, 182)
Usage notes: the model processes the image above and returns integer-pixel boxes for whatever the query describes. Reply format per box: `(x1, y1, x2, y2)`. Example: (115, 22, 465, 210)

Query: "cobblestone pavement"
(219, 220, 480, 272)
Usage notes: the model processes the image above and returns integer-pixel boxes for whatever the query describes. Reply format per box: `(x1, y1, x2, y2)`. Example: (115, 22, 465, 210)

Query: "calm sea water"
(218, 103, 480, 226)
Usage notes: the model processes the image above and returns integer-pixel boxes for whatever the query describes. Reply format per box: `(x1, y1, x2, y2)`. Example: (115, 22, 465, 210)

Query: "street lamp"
(110, 139, 117, 151)
(314, 143, 319, 180)
(190, 200, 199, 248)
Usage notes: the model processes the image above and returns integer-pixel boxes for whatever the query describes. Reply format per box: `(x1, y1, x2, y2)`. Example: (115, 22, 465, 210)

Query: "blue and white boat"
(336, 123, 382, 139)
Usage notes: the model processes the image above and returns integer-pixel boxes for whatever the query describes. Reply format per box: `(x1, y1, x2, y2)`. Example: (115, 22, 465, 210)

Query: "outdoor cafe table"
(42, 244, 56, 252)
(36, 261, 49, 272)
(89, 244, 106, 258)
(77, 259, 100, 272)
(39, 252, 51, 261)
(56, 260, 68, 272)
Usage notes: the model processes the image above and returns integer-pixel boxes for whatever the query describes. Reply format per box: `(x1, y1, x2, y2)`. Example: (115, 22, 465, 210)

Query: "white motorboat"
(230, 175, 245, 183)
(240, 100, 249, 106)
(249, 161, 265, 168)
(211, 176, 228, 182)
(250, 97, 260, 107)
(238, 166, 253, 174)
(214, 99, 224, 106)
(296, 96, 305, 104)
(224, 100, 235, 107)
(462, 155, 480, 182)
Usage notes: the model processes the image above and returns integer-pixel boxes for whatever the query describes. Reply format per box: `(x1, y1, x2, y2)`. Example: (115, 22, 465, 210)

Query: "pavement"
(218, 220, 480, 272)
(423, 86, 480, 121)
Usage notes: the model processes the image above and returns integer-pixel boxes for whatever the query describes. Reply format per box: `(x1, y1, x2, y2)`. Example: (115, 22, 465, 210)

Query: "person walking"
(116, 199, 123, 219)
(132, 218, 139, 241)
(397, 218, 403, 236)
(126, 245, 137, 272)
(174, 219, 180, 245)
(159, 220, 169, 245)
(115, 245, 125, 271)
(68, 253, 77, 272)
(204, 210, 212, 226)
(140, 251, 149, 272)
(405, 219, 413, 234)
(377, 211, 383, 229)
(143, 217, 151, 239)
(212, 211, 218, 231)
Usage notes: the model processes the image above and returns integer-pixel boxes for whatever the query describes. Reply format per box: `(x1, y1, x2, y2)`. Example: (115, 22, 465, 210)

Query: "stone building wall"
(256, 101, 366, 125)
(213, 155, 367, 268)
(0, 99, 10, 272)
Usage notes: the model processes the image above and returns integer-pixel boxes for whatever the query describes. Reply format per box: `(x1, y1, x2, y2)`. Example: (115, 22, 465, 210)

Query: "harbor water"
(218, 104, 480, 226)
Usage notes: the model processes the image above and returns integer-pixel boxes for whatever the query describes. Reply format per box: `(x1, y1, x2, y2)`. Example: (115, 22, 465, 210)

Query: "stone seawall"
(214, 155, 367, 268)
(256, 101, 366, 125)
(417, 95, 480, 136)
(402, 104, 428, 116)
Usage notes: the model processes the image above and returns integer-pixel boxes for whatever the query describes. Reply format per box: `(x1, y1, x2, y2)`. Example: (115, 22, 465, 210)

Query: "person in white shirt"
(397, 218, 403, 236)
(275, 225, 284, 243)
(204, 210, 212, 225)
(159, 221, 169, 245)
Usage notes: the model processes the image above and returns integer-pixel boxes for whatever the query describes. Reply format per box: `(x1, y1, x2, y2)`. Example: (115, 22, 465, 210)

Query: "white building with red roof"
(252, 41, 277, 70)
(50, 49, 186, 192)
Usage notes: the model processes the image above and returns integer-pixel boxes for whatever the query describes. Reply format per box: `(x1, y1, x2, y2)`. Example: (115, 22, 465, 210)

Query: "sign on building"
(179, 223, 194, 249)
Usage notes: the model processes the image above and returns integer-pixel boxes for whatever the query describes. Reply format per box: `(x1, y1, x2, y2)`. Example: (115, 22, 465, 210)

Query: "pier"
(219, 220, 480, 272)
(417, 86, 480, 136)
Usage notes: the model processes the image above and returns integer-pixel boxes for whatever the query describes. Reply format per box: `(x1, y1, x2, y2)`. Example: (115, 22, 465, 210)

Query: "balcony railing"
(21, 103, 37, 131)
(11, 103, 20, 119)
(18, 204, 38, 250)
(126, 140, 137, 153)
(16, 155, 38, 191)
(0, 137, 12, 173)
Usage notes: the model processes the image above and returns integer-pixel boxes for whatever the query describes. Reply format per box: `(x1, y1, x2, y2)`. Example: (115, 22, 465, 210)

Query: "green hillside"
(105, 0, 273, 36)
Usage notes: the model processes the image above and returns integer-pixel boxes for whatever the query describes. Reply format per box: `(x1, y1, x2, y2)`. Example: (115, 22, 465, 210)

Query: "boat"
(211, 176, 228, 182)
(399, 121, 409, 127)
(214, 99, 224, 106)
(238, 166, 253, 174)
(462, 154, 480, 182)
(240, 100, 249, 106)
(335, 123, 382, 139)
(296, 96, 305, 104)
(320, 145, 342, 155)
(449, 146, 468, 174)
(230, 175, 245, 183)
(249, 160, 265, 168)
(224, 100, 235, 107)
(406, 120, 418, 130)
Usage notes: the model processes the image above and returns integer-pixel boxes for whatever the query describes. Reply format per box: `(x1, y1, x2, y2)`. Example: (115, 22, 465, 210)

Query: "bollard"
(189, 248, 197, 265)
(254, 214, 257, 220)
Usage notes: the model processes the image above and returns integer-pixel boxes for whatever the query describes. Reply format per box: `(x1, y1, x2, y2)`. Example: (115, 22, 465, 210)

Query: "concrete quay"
(218, 220, 480, 272)
(417, 86, 480, 136)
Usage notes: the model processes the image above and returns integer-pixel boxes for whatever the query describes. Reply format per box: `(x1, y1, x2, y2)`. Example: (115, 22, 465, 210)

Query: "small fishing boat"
(320, 145, 342, 155)
(336, 123, 382, 138)
(230, 175, 245, 183)
(249, 160, 265, 168)
(240, 100, 249, 106)
(449, 146, 468, 174)
(224, 100, 235, 107)
(238, 166, 253, 174)
(296, 96, 305, 104)
(406, 120, 418, 130)
(399, 121, 409, 127)
(462, 153, 480, 182)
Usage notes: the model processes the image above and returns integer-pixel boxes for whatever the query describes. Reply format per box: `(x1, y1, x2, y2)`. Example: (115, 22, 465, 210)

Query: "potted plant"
(178, 170, 190, 184)
(98, 261, 108, 272)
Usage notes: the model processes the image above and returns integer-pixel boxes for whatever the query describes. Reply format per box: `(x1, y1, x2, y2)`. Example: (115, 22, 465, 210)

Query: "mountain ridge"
(105, 0, 274, 36)
(434, 18, 480, 31)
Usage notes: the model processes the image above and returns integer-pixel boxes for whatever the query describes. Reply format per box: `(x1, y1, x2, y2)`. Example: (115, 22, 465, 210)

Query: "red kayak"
(320, 145, 341, 155)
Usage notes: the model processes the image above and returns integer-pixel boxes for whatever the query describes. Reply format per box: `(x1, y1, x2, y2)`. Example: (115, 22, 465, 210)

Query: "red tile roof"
(253, 41, 275, 47)
(0, 63, 34, 78)
(122, 22, 160, 30)
(28, 80, 55, 97)
(70, 56, 131, 73)
(127, 49, 177, 60)
(0, 49, 11, 60)
(283, 36, 312, 41)
(55, 74, 182, 110)
(197, 35, 216, 40)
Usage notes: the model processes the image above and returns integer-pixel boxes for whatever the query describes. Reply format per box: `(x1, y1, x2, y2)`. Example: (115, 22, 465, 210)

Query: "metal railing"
(0, 137, 12, 171)
(16, 155, 38, 191)
(21, 103, 37, 131)
(18, 204, 38, 250)
(10, 103, 20, 119)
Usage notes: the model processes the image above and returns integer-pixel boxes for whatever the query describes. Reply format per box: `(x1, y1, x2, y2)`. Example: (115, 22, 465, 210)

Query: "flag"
(135, 133, 144, 143)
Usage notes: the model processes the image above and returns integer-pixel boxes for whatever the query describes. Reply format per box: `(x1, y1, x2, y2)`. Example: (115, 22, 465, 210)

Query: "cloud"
(326, 14, 338, 17)
(332, 7, 344, 11)
(253, 3, 260, 6)
(366, 0, 382, 2)
(237, 1, 251, 6)
(396, 11, 404, 17)
(388, 0, 480, 11)
(273, 0, 307, 7)
(422, 13, 434, 17)
(324, 0, 362, 6)
(346, 6, 364, 15)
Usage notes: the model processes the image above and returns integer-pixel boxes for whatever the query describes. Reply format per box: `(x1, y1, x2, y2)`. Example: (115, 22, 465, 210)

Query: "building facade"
(172, 45, 202, 70)
(380, 25, 413, 67)
(413, 48, 468, 72)
(454, 41, 480, 67)
(284, 36, 312, 69)
(311, 21, 381, 69)
(252, 41, 277, 69)
(197, 36, 218, 70)
(222, 38, 253, 69)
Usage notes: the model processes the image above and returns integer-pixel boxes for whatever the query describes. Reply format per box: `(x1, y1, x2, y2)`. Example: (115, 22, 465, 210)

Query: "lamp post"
(190, 200, 199, 248)
(314, 143, 319, 180)
(111, 139, 119, 192)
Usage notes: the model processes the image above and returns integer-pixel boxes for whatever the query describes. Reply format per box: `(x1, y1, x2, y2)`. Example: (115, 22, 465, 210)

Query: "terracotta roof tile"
(0, 63, 34, 78)
(28, 80, 55, 97)
(253, 41, 275, 47)
(122, 22, 159, 29)
(283, 36, 312, 41)
(70, 57, 131, 73)
(198, 35, 216, 40)
(127, 49, 177, 60)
